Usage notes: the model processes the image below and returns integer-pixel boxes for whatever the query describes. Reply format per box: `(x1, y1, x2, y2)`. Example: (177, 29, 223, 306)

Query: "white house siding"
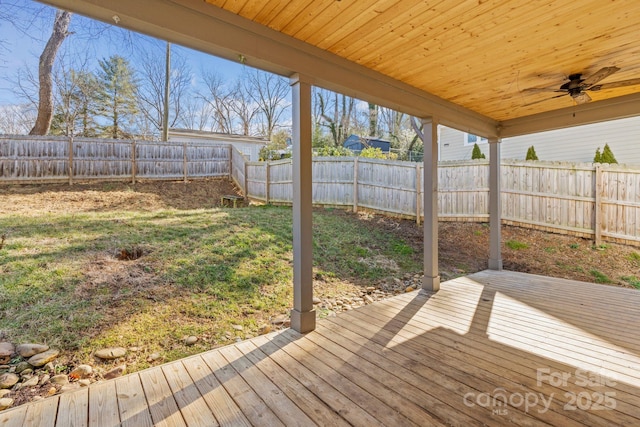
(439, 116, 640, 165)
(168, 130, 267, 161)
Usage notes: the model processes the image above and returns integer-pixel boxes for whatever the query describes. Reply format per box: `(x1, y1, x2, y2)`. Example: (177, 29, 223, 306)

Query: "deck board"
(3, 270, 640, 426)
(115, 374, 153, 427)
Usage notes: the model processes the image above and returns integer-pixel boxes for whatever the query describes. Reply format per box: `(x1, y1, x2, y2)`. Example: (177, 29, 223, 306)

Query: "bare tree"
(199, 70, 234, 133)
(314, 87, 356, 147)
(182, 97, 214, 131)
(0, 104, 36, 134)
(231, 80, 259, 135)
(30, 10, 71, 135)
(49, 53, 99, 137)
(136, 43, 192, 136)
(246, 69, 289, 140)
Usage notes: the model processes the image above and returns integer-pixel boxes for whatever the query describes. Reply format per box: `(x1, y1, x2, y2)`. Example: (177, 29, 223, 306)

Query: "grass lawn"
(2, 180, 640, 375)
(0, 203, 422, 371)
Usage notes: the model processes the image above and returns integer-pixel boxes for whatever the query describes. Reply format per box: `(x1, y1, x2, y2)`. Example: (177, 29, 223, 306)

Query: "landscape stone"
(47, 387, 57, 396)
(104, 365, 126, 380)
(0, 373, 19, 389)
(28, 349, 59, 367)
(44, 362, 55, 373)
(69, 365, 93, 379)
(259, 325, 271, 335)
(39, 374, 50, 385)
(312, 297, 322, 304)
(271, 315, 287, 325)
(78, 379, 91, 387)
(15, 362, 32, 374)
(16, 343, 49, 358)
(50, 374, 69, 385)
(0, 343, 14, 364)
(184, 336, 198, 346)
(231, 324, 244, 331)
(21, 376, 39, 388)
(0, 398, 13, 411)
(0, 390, 11, 398)
(147, 353, 161, 362)
(94, 347, 127, 360)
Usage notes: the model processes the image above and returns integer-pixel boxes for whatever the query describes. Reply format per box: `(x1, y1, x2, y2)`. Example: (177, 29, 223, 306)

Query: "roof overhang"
(38, 0, 640, 139)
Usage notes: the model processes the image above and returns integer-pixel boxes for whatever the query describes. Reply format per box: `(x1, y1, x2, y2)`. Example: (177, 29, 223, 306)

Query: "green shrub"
(314, 146, 353, 157)
(471, 143, 486, 160)
(594, 144, 617, 164)
(359, 147, 397, 159)
(525, 145, 539, 161)
(594, 148, 602, 163)
(601, 143, 618, 164)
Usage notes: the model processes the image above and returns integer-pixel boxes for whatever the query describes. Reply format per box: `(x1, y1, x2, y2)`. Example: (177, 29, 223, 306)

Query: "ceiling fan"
(522, 67, 640, 106)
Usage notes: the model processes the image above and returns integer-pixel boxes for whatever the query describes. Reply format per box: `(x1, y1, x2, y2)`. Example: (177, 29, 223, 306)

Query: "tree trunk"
(29, 10, 71, 135)
(368, 102, 377, 137)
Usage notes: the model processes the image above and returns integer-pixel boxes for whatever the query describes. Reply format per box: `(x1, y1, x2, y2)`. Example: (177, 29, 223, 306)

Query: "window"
(464, 133, 488, 146)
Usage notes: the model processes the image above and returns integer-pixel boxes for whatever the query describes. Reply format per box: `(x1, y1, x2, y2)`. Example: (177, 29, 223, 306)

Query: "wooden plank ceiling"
(205, 0, 640, 122)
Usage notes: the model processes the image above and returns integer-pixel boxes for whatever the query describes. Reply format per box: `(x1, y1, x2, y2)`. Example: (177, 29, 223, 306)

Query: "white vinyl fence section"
(232, 154, 640, 246)
(0, 135, 230, 183)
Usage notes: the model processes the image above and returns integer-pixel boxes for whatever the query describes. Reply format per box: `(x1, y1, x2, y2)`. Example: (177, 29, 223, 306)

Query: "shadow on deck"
(2, 270, 639, 426)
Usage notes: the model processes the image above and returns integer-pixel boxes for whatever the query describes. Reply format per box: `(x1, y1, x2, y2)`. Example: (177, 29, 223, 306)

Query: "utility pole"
(162, 42, 171, 141)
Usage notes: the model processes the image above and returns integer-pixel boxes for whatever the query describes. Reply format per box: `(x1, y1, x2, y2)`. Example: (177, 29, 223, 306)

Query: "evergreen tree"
(471, 143, 485, 159)
(601, 143, 618, 164)
(525, 145, 539, 161)
(594, 147, 602, 163)
(95, 55, 139, 139)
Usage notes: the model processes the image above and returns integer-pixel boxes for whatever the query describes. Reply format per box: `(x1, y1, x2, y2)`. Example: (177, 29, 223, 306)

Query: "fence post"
(415, 162, 421, 225)
(594, 164, 603, 245)
(353, 157, 359, 212)
(244, 162, 249, 198)
(68, 137, 73, 185)
(265, 162, 270, 204)
(131, 140, 137, 184)
(183, 142, 188, 182)
(228, 145, 233, 181)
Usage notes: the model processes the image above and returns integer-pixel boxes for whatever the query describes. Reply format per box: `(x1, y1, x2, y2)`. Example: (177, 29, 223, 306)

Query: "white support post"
(422, 118, 440, 291)
(290, 74, 315, 333)
(488, 137, 503, 270)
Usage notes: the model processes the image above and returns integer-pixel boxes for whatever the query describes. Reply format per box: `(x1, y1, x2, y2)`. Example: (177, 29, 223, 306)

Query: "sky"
(0, 0, 248, 107)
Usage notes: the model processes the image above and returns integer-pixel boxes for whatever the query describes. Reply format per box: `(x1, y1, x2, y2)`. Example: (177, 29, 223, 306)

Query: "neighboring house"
(168, 128, 268, 161)
(439, 116, 640, 165)
(343, 134, 391, 154)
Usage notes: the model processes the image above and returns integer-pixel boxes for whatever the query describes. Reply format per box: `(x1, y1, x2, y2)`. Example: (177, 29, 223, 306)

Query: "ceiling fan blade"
(581, 66, 620, 87)
(573, 92, 592, 104)
(590, 78, 640, 91)
(523, 93, 566, 107)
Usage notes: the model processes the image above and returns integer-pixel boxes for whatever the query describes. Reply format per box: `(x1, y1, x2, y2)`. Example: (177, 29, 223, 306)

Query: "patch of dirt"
(0, 178, 244, 214)
(350, 210, 639, 288)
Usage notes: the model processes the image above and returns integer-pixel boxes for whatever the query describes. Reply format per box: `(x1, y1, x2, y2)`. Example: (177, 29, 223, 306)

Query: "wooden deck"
(2, 270, 640, 426)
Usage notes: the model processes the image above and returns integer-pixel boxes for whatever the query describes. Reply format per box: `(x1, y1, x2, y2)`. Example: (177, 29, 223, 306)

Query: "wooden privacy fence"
(232, 154, 640, 247)
(0, 135, 231, 183)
